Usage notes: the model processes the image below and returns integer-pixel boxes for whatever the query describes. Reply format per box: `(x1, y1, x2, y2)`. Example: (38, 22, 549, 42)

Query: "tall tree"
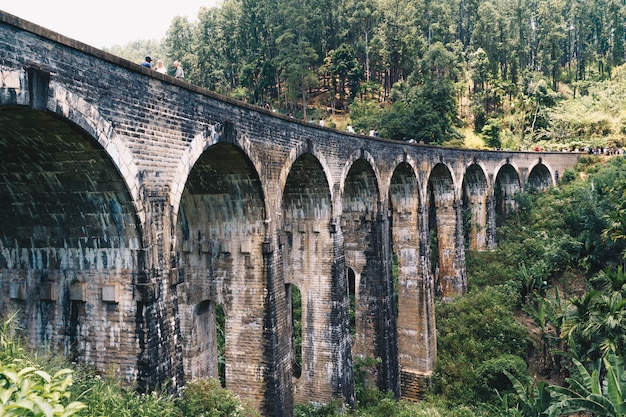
(535, 0, 566, 89)
(165, 16, 194, 78)
(347, 0, 380, 82)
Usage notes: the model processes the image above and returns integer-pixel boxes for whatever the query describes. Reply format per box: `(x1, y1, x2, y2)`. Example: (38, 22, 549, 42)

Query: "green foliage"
(348, 98, 385, 133)
(104, 39, 167, 68)
(547, 354, 626, 417)
(502, 370, 553, 417)
(493, 157, 626, 279)
(559, 266, 626, 364)
(176, 377, 260, 417)
(481, 119, 502, 149)
(0, 362, 85, 417)
(476, 355, 529, 403)
(353, 356, 384, 408)
(294, 400, 345, 417)
(433, 286, 530, 404)
(546, 67, 626, 147)
(69, 369, 178, 417)
(0, 312, 25, 363)
(380, 73, 460, 144)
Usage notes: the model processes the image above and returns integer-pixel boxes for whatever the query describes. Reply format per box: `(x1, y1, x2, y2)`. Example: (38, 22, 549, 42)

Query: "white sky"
(2, 1, 221, 49)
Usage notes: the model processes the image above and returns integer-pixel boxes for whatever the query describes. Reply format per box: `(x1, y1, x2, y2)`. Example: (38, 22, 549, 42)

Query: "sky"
(2, 0, 221, 49)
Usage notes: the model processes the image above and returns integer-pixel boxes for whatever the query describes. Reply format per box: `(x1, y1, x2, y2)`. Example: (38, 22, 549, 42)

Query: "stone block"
(69, 281, 87, 302)
(9, 281, 26, 300)
(102, 283, 120, 303)
(40, 282, 57, 302)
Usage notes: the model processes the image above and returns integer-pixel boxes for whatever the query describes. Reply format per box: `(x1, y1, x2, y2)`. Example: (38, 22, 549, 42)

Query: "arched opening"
(0, 108, 142, 381)
(428, 189, 439, 282)
(285, 283, 302, 378)
(494, 164, 521, 220)
(215, 303, 226, 387)
(190, 301, 225, 386)
(528, 163, 552, 190)
(347, 268, 356, 339)
(461, 164, 489, 251)
(427, 163, 465, 299)
(281, 153, 342, 404)
(176, 142, 266, 402)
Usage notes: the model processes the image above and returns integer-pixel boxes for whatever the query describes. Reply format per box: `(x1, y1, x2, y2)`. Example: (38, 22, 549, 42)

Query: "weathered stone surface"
(0, 10, 581, 417)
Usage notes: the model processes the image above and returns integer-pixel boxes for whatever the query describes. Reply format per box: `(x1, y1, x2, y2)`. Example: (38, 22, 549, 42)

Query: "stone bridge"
(0, 11, 581, 417)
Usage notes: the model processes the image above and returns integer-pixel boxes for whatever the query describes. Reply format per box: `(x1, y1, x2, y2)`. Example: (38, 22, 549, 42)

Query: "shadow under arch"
(0, 104, 144, 383)
(175, 142, 268, 407)
(494, 163, 521, 216)
(169, 124, 270, 224)
(47, 83, 145, 226)
(427, 163, 466, 299)
(527, 162, 554, 190)
(389, 161, 436, 398)
(278, 140, 336, 217)
(462, 163, 490, 251)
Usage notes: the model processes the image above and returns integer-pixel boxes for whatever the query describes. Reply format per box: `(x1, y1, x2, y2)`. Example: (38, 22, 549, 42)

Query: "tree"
(323, 43, 363, 107)
(348, 0, 380, 83)
(380, 42, 460, 143)
(275, 29, 318, 118)
(165, 15, 195, 80)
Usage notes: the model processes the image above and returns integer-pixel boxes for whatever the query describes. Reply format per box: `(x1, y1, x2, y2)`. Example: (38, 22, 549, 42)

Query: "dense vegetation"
(107, 0, 626, 151)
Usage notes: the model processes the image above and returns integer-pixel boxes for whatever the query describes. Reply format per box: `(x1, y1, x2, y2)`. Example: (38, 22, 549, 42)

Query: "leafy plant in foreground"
(547, 354, 626, 417)
(0, 360, 86, 417)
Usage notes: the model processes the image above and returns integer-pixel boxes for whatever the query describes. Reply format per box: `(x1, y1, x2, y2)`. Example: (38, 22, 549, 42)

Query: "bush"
(432, 287, 530, 404)
(0, 360, 86, 417)
(475, 354, 529, 403)
(294, 400, 344, 417)
(70, 367, 179, 417)
(176, 377, 260, 417)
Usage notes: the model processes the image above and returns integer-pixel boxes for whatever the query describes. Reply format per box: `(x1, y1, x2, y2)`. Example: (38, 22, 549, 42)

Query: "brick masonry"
(0, 10, 581, 417)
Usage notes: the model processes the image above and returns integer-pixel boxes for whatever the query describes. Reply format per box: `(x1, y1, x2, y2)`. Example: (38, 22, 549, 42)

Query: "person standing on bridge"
(140, 56, 152, 69)
(155, 59, 167, 74)
(173, 61, 185, 79)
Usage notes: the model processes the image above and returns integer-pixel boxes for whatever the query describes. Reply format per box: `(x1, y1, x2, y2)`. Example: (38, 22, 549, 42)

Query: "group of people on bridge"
(140, 56, 184, 79)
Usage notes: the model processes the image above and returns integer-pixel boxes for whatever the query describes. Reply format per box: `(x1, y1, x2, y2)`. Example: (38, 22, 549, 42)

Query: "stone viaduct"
(0, 11, 581, 417)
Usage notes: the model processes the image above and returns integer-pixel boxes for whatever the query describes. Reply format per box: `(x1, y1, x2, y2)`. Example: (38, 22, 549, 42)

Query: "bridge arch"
(341, 155, 388, 390)
(0, 98, 144, 382)
(173, 141, 267, 404)
(462, 162, 490, 251)
(280, 151, 341, 404)
(169, 124, 273, 225)
(388, 160, 436, 395)
(278, 141, 335, 218)
(494, 161, 522, 215)
(527, 160, 555, 190)
(427, 163, 466, 299)
(339, 150, 383, 209)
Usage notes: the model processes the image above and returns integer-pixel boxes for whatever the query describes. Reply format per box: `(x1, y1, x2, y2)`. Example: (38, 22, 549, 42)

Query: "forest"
(107, 0, 626, 153)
